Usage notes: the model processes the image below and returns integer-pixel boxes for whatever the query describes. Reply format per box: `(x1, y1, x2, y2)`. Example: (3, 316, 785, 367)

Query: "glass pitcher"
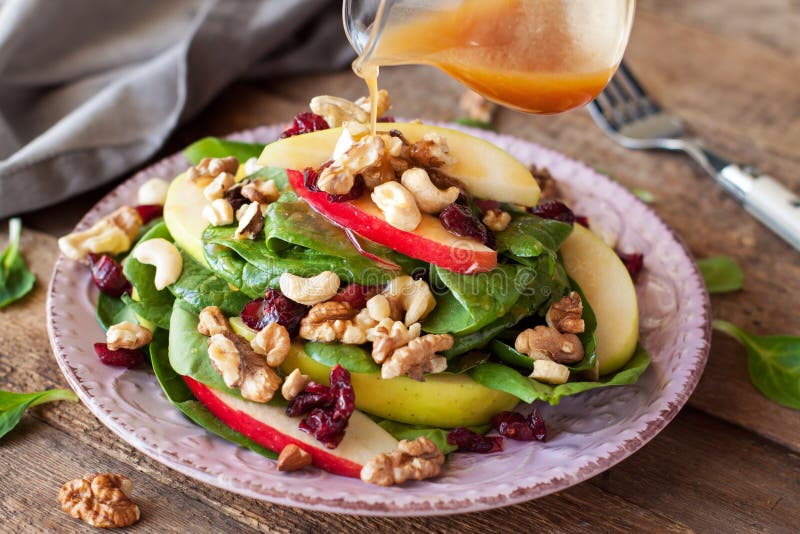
(344, 0, 636, 114)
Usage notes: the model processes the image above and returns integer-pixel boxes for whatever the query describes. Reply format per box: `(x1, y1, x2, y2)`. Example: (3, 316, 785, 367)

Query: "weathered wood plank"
(0, 420, 261, 534)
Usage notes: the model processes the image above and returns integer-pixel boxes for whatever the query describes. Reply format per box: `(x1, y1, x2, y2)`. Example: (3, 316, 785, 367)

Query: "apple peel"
(287, 169, 497, 274)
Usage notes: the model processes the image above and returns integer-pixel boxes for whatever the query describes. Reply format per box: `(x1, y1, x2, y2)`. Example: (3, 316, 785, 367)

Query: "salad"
(58, 91, 649, 486)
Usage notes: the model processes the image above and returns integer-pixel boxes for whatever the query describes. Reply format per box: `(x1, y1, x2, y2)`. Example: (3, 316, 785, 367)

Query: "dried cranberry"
(224, 184, 249, 212)
(529, 200, 575, 225)
(93, 342, 144, 368)
(377, 116, 395, 123)
(288, 365, 355, 448)
(617, 251, 644, 282)
(327, 175, 365, 203)
(303, 167, 320, 192)
(474, 199, 501, 214)
(439, 202, 495, 248)
(87, 253, 131, 297)
(240, 288, 308, 336)
(575, 215, 590, 228)
(135, 204, 163, 224)
(330, 283, 379, 310)
(285, 381, 333, 417)
(491, 408, 547, 442)
(280, 112, 329, 139)
(446, 427, 503, 453)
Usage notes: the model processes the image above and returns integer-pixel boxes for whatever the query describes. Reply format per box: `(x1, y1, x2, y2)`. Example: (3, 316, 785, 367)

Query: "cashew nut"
(279, 271, 341, 305)
(58, 206, 142, 262)
(383, 275, 437, 325)
(132, 238, 183, 290)
(202, 198, 234, 226)
(281, 368, 311, 401)
(371, 182, 422, 232)
(401, 168, 460, 214)
(355, 89, 391, 117)
(137, 178, 170, 206)
(530, 359, 570, 385)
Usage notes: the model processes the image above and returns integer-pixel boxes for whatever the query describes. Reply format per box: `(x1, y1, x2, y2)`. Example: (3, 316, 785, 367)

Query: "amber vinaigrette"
(353, 0, 632, 125)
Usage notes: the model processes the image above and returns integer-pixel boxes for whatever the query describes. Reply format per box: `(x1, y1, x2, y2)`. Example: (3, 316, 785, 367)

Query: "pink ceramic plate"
(47, 124, 710, 516)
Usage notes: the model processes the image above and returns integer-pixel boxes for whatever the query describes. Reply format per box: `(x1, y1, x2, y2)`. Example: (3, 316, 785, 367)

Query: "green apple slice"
(560, 224, 639, 375)
(230, 318, 518, 427)
(163, 172, 209, 267)
(258, 122, 540, 206)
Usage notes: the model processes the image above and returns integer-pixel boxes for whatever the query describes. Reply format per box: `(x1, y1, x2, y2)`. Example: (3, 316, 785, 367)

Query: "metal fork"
(588, 61, 800, 252)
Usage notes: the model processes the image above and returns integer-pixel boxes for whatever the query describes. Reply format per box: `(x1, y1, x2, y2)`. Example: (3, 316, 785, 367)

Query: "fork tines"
(591, 61, 661, 128)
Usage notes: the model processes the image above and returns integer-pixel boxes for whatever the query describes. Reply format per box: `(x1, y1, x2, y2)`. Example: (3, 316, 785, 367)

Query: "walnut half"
(515, 325, 584, 364)
(207, 332, 282, 403)
(546, 292, 585, 334)
(381, 333, 452, 381)
(58, 473, 140, 528)
(360, 437, 445, 486)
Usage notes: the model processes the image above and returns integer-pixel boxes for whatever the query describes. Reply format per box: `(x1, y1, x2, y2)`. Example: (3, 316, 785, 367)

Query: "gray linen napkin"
(0, 0, 355, 217)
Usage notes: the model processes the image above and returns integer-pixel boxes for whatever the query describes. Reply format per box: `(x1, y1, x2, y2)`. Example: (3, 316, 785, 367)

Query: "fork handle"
(717, 164, 800, 252)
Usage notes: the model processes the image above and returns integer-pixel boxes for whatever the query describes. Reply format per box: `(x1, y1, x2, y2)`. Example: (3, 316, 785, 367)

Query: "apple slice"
(163, 171, 209, 267)
(286, 169, 497, 273)
(258, 122, 540, 206)
(183, 377, 398, 478)
(560, 224, 639, 375)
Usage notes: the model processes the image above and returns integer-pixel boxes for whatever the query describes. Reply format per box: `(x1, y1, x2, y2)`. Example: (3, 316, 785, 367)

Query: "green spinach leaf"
(183, 137, 265, 165)
(469, 344, 651, 405)
(424, 264, 521, 335)
(0, 218, 35, 308)
(496, 213, 572, 259)
(454, 117, 495, 131)
(713, 320, 800, 409)
(304, 342, 380, 374)
(168, 250, 251, 316)
(123, 222, 175, 329)
(150, 329, 277, 458)
(490, 340, 534, 371)
(442, 298, 535, 358)
(0, 388, 77, 439)
(697, 256, 744, 294)
(168, 299, 240, 397)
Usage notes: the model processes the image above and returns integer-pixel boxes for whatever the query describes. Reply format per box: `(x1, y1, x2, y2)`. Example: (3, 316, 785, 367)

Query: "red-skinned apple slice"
(183, 377, 398, 478)
(287, 170, 497, 273)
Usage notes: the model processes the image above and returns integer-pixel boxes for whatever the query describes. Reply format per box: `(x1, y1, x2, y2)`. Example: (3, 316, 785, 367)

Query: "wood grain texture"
(2, 2, 800, 531)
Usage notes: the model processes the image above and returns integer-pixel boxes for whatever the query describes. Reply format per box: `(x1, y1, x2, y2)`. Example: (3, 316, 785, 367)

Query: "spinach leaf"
(454, 117, 495, 131)
(631, 188, 655, 203)
(183, 137, 265, 165)
(304, 342, 380, 374)
(0, 388, 77, 439)
(713, 320, 800, 409)
(446, 351, 491, 374)
(168, 250, 251, 316)
(123, 222, 175, 329)
(0, 218, 35, 308)
(697, 256, 744, 294)
(469, 345, 651, 404)
(443, 298, 535, 358)
(495, 213, 572, 259)
(97, 293, 133, 330)
(490, 340, 533, 371)
(423, 264, 521, 335)
(150, 329, 277, 458)
(168, 299, 240, 397)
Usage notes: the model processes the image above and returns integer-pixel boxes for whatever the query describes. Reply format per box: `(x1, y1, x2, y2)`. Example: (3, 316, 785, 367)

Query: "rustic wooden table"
(1, 2, 799, 532)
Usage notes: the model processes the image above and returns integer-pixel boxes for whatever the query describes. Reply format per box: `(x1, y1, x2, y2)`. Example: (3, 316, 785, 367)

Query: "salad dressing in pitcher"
(353, 0, 630, 128)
